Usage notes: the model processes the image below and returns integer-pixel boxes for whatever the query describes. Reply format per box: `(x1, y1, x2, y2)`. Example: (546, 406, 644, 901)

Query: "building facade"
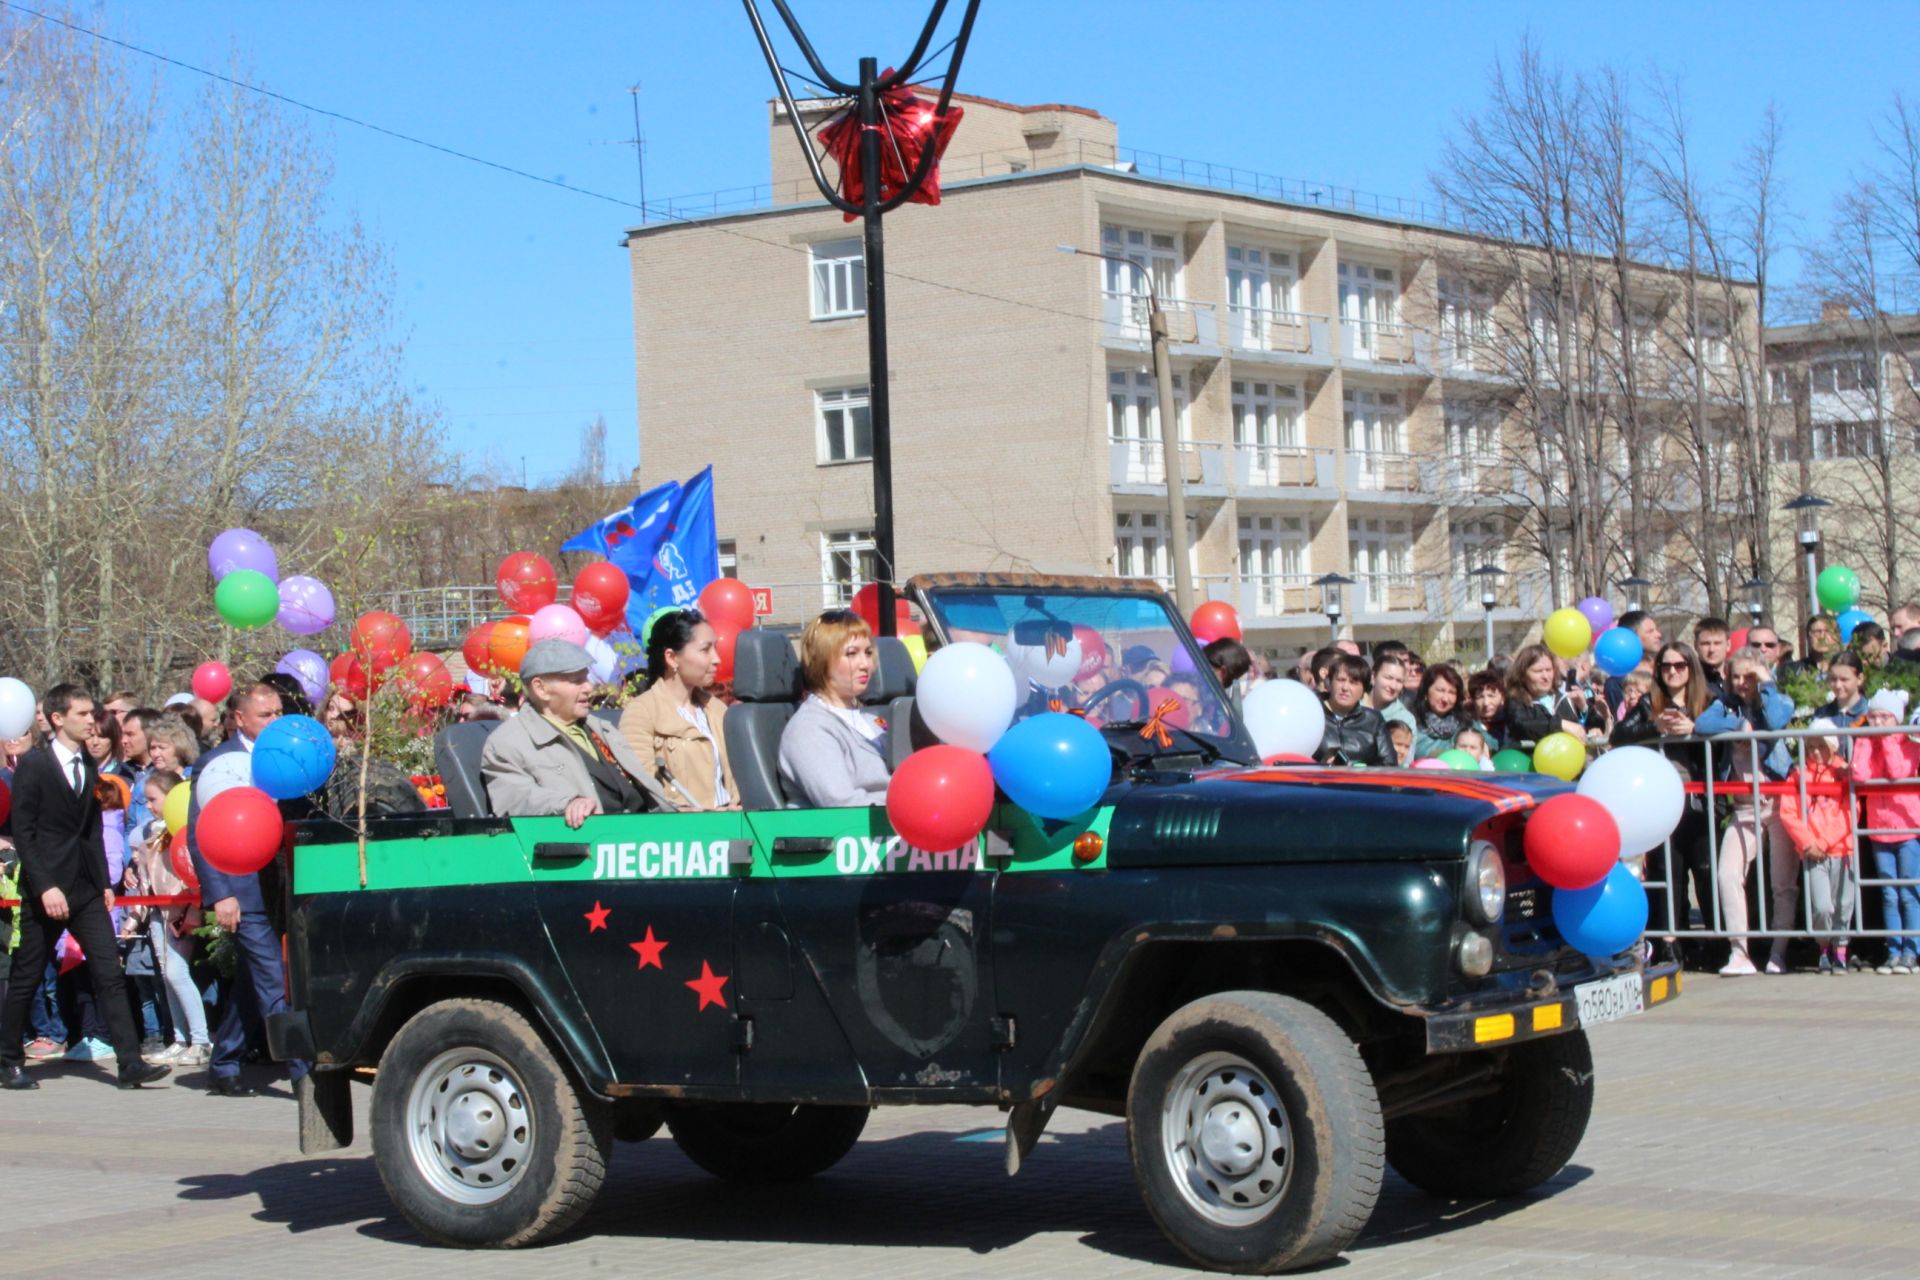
(627, 94, 1759, 664)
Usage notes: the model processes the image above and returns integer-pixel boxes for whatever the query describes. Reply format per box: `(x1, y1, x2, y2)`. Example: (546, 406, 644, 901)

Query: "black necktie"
(69, 754, 82, 792)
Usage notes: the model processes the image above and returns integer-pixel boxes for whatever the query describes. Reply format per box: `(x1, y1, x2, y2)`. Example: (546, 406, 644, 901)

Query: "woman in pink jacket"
(1851, 689, 1920, 973)
(1777, 720, 1858, 974)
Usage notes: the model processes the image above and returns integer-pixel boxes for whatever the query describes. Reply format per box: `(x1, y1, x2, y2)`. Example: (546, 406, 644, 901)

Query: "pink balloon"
(527, 602, 589, 647)
(1413, 758, 1451, 770)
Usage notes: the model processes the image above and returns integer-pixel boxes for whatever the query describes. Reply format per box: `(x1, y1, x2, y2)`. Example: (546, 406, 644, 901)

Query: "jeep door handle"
(532, 842, 591, 863)
(770, 837, 833, 857)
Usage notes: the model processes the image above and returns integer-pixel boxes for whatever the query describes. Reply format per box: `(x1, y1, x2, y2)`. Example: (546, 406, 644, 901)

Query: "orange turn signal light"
(1072, 832, 1104, 865)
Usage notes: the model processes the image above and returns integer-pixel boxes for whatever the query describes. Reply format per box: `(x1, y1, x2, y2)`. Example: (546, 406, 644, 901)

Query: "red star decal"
(630, 927, 667, 970)
(685, 961, 729, 1011)
(584, 901, 611, 932)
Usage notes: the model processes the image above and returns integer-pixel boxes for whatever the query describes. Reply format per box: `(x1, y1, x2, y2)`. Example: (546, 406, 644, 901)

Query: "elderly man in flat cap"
(481, 638, 666, 825)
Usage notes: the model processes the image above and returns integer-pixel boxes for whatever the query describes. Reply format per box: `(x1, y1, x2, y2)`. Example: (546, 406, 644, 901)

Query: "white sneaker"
(1765, 958, 1787, 975)
(150, 1042, 187, 1063)
(180, 1044, 212, 1067)
(1719, 952, 1758, 976)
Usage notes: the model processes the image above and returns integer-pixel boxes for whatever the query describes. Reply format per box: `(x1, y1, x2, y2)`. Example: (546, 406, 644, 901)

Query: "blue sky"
(104, 1, 1918, 487)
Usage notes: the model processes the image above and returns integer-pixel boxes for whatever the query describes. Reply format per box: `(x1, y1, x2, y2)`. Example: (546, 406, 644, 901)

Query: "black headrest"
(733, 629, 801, 703)
(866, 636, 918, 704)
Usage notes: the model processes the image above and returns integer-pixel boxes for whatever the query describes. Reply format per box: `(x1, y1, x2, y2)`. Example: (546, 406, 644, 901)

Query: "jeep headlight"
(1466, 840, 1505, 925)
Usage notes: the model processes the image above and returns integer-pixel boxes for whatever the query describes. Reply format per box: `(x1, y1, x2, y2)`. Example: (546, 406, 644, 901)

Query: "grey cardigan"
(777, 696, 892, 809)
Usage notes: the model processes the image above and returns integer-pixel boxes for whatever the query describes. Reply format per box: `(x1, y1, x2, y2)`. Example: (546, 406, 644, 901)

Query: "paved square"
(4, 974, 1915, 1278)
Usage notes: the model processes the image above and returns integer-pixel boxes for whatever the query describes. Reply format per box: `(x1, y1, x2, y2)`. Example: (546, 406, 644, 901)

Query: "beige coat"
(480, 706, 667, 817)
(618, 682, 738, 811)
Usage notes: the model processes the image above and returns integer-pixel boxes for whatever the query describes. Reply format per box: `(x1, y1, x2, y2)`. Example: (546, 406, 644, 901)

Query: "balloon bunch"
(203, 527, 344, 709)
(1525, 744, 1682, 957)
(887, 642, 1111, 852)
(159, 713, 339, 879)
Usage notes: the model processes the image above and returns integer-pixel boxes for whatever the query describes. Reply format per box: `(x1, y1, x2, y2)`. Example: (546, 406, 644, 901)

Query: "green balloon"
(1438, 748, 1481, 771)
(1491, 749, 1533, 773)
(214, 568, 279, 630)
(1816, 565, 1861, 614)
(639, 605, 677, 648)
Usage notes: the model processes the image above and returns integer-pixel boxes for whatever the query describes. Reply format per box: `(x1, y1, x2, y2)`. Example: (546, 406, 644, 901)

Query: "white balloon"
(1241, 679, 1326, 759)
(1004, 632, 1082, 691)
(917, 642, 1018, 753)
(193, 750, 254, 807)
(1576, 744, 1685, 860)
(584, 634, 618, 684)
(0, 676, 35, 739)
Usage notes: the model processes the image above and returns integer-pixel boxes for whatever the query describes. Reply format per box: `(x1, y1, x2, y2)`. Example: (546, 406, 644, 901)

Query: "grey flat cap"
(519, 637, 593, 680)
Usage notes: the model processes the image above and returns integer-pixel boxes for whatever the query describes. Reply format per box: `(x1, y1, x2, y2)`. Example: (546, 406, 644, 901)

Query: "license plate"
(1574, 973, 1645, 1028)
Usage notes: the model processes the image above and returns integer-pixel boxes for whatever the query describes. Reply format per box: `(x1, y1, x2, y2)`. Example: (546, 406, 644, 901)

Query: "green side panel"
(294, 831, 532, 895)
(743, 805, 984, 878)
(995, 803, 1114, 872)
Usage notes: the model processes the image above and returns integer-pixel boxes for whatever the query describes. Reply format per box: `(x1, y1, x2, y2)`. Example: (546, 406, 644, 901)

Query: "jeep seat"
(862, 636, 925, 773)
(435, 720, 503, 820)
(725, 629, 802, 809)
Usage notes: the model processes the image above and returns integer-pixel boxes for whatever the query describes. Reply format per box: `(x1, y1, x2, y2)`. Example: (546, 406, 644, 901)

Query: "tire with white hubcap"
(1128, 991, 1383, 1273)
(370, 998, 610, 1247)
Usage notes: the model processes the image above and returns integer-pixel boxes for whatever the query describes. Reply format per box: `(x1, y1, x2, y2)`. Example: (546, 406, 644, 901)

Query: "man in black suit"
(0, 684, 169, 1090)
(189, 681, 308, 1098)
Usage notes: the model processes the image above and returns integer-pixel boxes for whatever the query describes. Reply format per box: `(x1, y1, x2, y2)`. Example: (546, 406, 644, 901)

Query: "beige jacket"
(481, 706, 666, 817)
(618, 682, 738, 811)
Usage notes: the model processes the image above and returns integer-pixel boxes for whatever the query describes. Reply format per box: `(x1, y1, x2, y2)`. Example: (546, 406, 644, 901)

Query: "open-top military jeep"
(271, 573, 1679, 1274)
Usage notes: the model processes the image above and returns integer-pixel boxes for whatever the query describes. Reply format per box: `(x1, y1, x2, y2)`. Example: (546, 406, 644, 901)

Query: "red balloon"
(1728, 627, 1750, 653)
(169, 829, 199, 893)
(497, 551, 557, 614)
(350, 611, 412, 673)
(699, 578, 757, 631)
(197, 786, 284, 877)
(397, 652, 454, 710)
(463, 621, 498, 677)
(489, 616, 532, 675)
(848, 581, 918, 636)
(711, 624, 741, 684)
(192, 661, 233, 704)
(329, 651, 370, 700)
(886, 746, 995, 853)
(1073, 626, 1110, 681)
(1524, 793, 1622, 891)
(1190, 601, 1243, 644)
(1146, 685, 1192, 730)
(572, 562, 632, 636)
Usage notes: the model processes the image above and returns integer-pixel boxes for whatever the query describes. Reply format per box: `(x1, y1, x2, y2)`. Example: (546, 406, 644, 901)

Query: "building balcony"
(1437, 570, 1552, 619)
(1233, 444, 1339, 496)
(1101, 292, 1220, 355)
(1108, 437, 1230, 496)
(1226, 307, 1333, 368)
(1198, 573, 1324, 626)
(1344, 451, 1437, 502)
(1340, 320, 1433, 373)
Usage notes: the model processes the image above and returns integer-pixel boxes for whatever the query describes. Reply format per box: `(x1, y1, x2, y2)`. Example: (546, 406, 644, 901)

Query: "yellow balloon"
(1543, 607, 1593, 660)
(1532, 732, 1586, 782)
(162, 781, 192, 834)
(901, 634, 928, 673)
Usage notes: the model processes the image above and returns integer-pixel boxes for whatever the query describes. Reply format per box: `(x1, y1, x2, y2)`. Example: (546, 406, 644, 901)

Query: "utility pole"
(628, 84, 647, 220)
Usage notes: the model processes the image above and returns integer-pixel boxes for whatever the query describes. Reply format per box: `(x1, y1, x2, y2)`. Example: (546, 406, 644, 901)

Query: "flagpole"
(857, 56, 897, 638)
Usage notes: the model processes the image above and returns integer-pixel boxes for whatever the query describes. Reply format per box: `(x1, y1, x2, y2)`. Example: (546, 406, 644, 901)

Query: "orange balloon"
(489, 616, 531, 675)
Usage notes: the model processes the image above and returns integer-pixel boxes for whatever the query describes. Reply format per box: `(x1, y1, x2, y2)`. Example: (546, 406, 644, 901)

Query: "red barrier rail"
(0, 894, 197, 908)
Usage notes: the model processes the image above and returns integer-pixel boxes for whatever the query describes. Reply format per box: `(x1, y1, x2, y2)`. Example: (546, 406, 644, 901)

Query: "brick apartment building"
(625, 92, 1761, 663)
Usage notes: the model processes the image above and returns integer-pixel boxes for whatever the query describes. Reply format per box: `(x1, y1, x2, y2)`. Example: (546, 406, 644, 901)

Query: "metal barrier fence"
(1634, 722, 1920, 955)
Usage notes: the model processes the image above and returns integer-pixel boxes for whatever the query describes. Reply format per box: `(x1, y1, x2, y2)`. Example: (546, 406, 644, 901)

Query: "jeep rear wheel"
(666, 1102, 869, 1182)
(1386, 1030, 1593, 1199)
(370, 998, 610, 1247)
(1128, 992, 1383, 1274)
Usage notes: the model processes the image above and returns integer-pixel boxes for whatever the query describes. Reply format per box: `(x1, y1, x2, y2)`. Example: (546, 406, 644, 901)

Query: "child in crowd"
(1387, 721, 1414, 768)
(1453, 726, 1495, 770)
(1776, 719, 1856, 974)
(1619, 670, 1654, 718)
(136, 771, 211, 1063)
(1851, 688, 1920, 973)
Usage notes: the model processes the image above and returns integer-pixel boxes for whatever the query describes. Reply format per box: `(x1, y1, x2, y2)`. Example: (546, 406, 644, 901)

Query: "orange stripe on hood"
(1227, 767, 1538, 815)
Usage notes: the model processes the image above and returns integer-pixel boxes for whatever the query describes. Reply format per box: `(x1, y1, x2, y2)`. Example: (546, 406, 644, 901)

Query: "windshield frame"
(907, 578, 1261, 765)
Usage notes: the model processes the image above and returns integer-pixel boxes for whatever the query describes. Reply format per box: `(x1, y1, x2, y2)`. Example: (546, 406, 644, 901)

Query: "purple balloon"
(1170, 643, 1199, 676)
(208, 527, 278, 582)
(276, 575, 335, 635)
(276, 649, 329, 705)
(1576, 595, 1615, 634)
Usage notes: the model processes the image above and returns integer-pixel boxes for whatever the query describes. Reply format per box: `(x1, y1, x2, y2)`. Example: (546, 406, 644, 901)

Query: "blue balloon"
(987, 712, 1112, 820)
(1552, 863, 1649, 958)
(1837, 608, 1873, 644)
(1592, 626, 1644, 679)
(251, 714, 337, 801)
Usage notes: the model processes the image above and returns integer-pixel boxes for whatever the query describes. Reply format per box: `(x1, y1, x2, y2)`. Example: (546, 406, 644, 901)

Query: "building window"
(821, 529, 876, 606)
(1343, 388, 1405, 489)
(1231, 380, 1303, 483)
(1114, 511, 1171, 585)
(1768, 367, 1789, 403)
(1450, 518, 1505, 580)
(1811, 357, 1876, 394)
(1108, 364, 1188, 483)
(718, 540, 738, 579)
(1443, 398, 1499, 485)
(815, 386, 873, 464)
(1438, 277, 1491, 370)
(1338, 261, 1399, 358)
(1349, 517, 1412, 612)
(1101, 223, 1182, 336)
(1238, 514, 1308, 612)
(809, 238, 865, 319)
(1227, 244, 1297, 347)
(1700, 316, 1730, 368)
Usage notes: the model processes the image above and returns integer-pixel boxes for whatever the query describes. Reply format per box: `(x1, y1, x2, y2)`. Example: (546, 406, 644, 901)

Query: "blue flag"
(561, 467, 720, 634)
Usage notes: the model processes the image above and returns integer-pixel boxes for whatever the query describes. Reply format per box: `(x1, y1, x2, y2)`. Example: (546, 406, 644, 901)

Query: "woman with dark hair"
(1410, 663, 1470, 760)
(1503, 644, 1590, 749)
(618, 608, 738, 811)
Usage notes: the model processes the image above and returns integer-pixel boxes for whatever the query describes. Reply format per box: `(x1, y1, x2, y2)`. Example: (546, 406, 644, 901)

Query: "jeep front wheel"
(1386, 1029, 1594, 1199)
(1127, 992, 1383, 1274)
(666, 1102, 869, 1182)
(369, 998, 611, 1247)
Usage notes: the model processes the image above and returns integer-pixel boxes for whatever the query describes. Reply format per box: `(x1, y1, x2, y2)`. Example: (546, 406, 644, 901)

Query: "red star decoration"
(630, 927, 667, 970)
(685, 961, 729, 1011)
(583, 901, 611, 933)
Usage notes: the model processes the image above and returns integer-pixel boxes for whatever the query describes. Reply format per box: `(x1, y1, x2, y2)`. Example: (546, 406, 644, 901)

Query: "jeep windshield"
(915, 584, 1259, 764)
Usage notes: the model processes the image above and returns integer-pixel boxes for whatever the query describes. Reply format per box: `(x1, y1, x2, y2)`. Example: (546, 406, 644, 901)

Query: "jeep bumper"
(1424, 961, 1682, 1054)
